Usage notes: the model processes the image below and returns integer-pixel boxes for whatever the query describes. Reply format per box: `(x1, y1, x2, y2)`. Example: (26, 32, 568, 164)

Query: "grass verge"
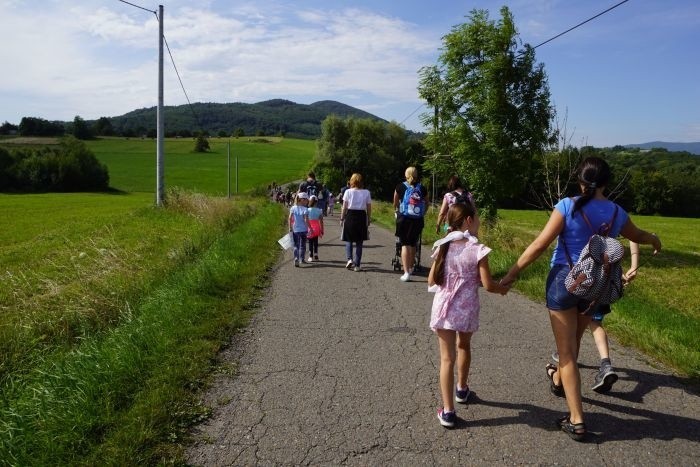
(0, 194, 286, 464)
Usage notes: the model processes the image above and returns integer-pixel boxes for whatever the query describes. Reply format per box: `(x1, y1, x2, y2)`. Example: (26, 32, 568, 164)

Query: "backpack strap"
(561, 200, 619, 268)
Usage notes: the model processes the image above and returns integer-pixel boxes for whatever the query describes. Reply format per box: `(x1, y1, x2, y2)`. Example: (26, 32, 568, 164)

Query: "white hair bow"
(430, 230, 477, 259)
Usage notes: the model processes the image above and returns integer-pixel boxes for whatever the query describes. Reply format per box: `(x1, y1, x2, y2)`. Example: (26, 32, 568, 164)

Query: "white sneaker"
(400, 272, 411, 282)
(346, 260, 354, 270)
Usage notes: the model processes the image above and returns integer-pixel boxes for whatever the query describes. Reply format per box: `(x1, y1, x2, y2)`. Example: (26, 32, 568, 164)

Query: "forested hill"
(625, 141, 700, 155)
(102, 99, 387, 139)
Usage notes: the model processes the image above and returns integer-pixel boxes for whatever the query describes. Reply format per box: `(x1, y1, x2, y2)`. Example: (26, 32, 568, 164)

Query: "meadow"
(1, 136, 697, 463)
(85, 136, 315, 194)
(0, 136, 313, 464)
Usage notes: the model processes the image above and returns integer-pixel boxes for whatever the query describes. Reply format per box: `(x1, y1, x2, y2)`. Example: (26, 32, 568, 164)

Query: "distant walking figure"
(436, 175, 474, 234)
(340, 173, 371, 272)
(501, 157, 661, 441)
(428, 202, 508, 428)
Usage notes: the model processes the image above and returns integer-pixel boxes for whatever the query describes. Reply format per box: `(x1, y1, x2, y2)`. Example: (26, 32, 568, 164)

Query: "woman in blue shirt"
(501, 157, 661, 442)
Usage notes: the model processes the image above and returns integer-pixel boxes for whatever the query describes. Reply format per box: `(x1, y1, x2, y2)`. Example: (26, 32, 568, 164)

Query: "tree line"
(0, 137, 109, 192)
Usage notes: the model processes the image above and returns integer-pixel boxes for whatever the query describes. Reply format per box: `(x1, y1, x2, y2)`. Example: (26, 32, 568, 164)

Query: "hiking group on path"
(281, 158, 663, 442)
(187, 159, 697, 465)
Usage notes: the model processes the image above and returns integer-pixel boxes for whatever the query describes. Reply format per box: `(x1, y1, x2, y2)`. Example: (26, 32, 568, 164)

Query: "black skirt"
(342, 209, 369, 242)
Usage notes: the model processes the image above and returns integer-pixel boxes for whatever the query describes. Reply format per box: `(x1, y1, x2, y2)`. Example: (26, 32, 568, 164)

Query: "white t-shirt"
(343, 188, 371, 210)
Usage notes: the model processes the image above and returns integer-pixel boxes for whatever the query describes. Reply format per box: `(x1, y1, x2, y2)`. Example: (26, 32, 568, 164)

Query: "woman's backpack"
(561, 204, 624, 313)
(399, 182, 425, 218)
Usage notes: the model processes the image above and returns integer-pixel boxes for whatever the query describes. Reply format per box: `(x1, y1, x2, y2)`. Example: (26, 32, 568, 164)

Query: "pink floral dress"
(430, 239, 491, 333)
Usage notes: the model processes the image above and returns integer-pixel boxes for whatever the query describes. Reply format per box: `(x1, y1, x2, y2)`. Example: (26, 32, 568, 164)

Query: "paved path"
(187, 223, 700, 465)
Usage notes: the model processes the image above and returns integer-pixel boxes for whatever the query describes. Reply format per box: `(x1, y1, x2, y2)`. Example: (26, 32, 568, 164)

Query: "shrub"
(0, 136, 109, 192)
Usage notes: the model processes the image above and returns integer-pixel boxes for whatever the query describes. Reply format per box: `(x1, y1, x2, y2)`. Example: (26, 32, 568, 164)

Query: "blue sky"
(1, 0, 698, 147)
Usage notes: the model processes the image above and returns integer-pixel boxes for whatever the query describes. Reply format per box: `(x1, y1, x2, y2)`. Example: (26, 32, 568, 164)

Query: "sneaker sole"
(592, 372, 618, 393)
(437, 412, 455, 428)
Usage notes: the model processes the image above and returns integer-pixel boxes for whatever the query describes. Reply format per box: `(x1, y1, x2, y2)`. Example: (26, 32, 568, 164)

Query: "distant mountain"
(625, 141, 700, 155)
(102, 99, 387, 139)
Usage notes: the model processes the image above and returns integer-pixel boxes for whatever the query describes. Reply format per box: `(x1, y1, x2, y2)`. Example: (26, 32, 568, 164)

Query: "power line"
(162, 34, 203, 130)
(402, 0, 631, 127)
(117, 1, 203, 131)
(530, 0, 630, 51)
(116, 0, 156, 14)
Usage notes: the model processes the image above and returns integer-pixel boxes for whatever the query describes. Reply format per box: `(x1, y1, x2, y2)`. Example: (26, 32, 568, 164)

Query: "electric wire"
(116, 0, 155, 14)
(530, 0, 630, 51)
(403, 0, 632, 127)
(162, 34, 203, 131)
(117, 1, 203, 132)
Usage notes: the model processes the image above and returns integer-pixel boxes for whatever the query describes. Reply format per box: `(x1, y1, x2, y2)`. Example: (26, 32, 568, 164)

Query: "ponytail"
(573, 157, 611, 217)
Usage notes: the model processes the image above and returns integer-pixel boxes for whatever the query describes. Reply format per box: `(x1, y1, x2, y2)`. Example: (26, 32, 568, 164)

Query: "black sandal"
(546, 363, 565, 397)
(557, 415, 587, 442)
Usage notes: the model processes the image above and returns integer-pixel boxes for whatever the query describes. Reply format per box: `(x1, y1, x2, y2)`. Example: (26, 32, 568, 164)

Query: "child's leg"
(456, 332, 473, 390)
(299, 233, 307, 261)
(589, 320, 610, 361)
(436, 329, 457, 412)
(292, 232, 301, 260)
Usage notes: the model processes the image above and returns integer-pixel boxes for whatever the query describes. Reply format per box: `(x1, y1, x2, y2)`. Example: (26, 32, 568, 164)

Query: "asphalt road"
(186, 221, 700, 466)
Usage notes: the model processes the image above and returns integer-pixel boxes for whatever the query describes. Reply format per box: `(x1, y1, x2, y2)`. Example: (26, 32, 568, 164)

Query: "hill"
(625, 141, 700, 155)
(101, 99, 386, 139)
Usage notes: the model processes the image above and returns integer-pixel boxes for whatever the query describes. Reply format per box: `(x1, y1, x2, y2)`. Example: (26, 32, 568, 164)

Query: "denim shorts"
(545, 264, 605, 316)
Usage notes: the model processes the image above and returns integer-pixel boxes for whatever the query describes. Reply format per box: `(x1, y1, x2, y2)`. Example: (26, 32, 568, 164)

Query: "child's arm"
(288, 211, 294, 232)
(478, 257, 508, 295)
(428, 259, 437, 287)
(319, 215, 324, 237)
(304, 213, 311, 231)
(624, 241, 640, 284)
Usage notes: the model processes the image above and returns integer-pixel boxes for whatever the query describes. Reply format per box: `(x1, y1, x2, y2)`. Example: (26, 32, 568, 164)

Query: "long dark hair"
(446, 175, 463, 192)
(433, 202, 477, 286)
(573, 157, 611, 217)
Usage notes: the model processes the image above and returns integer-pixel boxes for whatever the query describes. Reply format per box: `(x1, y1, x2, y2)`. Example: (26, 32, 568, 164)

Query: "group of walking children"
(429, 157, 661, 444)
(288, 192, 325, 267)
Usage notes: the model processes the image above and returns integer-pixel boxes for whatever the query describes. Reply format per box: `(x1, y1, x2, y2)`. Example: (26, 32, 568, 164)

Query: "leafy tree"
(72, 115, 92, 140)
(93, 117, 114, 136)
(194, 134, 210, 152)
(0, 121, 18, 135)
(425, 7, 555, 218)
(233, 127, 245, 138)
(312, 116, 423, 199)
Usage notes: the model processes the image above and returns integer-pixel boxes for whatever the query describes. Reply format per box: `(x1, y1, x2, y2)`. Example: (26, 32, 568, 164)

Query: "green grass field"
(85, 136, 316, 194)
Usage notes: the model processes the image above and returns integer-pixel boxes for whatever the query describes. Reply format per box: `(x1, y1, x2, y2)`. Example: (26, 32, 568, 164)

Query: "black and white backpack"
(561, 203, 624, 313)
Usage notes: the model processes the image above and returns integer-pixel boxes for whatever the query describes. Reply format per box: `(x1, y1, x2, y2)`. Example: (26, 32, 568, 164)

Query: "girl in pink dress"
(428, 202, 508, 428)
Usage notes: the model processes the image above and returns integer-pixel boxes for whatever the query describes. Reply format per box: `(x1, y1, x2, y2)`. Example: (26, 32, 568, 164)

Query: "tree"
(93, 117, 114, 136)
(311, 116, 423, 199)
(194, 134, 210, 152)
(427, 7, 555, 218)
(72, 116, 92, 140)
(233, 127, 245, 138)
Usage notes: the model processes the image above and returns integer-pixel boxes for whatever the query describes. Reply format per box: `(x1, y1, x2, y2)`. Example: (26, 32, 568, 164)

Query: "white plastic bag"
(277, 232, 293, 250)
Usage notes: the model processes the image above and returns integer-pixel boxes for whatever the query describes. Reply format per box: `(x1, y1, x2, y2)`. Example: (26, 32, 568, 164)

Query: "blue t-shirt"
(307, 206, 323, 221)
(290, 205, 308, 233)
(551, 197, 628, 267)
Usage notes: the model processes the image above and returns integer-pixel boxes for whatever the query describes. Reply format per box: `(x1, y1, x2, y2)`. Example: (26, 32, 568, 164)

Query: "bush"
(0, 136, 109, 192)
